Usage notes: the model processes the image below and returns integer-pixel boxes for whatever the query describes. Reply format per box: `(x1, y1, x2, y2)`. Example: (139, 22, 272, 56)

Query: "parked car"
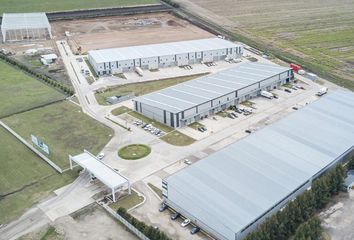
(244, 111, 252, 116)
(181, 218, 191, 227)
(228, 113, 235, 119)
(159, 203, 168, 212)
(198, 127, 205, 132)
(191, 227, 200, 235)
(273, 95, 279, 99)
(171, 212, 180, 220)
(201, 127, 207, 132)
(231, 112, 238, 118)
(97, 152, 105, 160)
(245, 129, 252, 134)
(285, 88, 292, 93)
(292, 107, 299, 110)
(184, 159, 192, 165)
(235, 108, 243, 114)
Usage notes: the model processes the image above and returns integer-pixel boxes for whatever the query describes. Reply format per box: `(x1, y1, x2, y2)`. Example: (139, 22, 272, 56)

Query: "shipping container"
(290, 63, 301, 73)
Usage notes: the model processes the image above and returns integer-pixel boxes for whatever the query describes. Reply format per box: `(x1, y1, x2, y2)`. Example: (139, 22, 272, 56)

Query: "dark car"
(228, 113, 235, 119)
(191, 227, 200, 235)
(171, 212, 180, 220)
(198, 127, 205, 132)
(201, 127, 207, 132)
(235, 108, 243, 114)
(273, 95, 278, 99)
(159, 203, 168, 212)
(292, 107, 299, 110)
(245, 129, 252, 134)
(231, 112, 238, 118)
(284, 88, 292, 93)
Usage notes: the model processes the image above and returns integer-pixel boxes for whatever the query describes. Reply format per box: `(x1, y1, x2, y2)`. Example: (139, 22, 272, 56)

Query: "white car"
(184, 159, 192, 165)
(181, 218, 191, 227)
(97, 152, 105, 160)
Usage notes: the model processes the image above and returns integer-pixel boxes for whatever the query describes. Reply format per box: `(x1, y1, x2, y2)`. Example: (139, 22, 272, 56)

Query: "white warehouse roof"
(134, 62, 290, 113)
(1, 13, 50, 30)
(88, 38, 241, 64)
(165, 90, 354, 240)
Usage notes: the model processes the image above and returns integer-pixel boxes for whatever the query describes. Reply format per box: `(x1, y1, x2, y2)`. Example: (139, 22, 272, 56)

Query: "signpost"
(31, 135, 49, 154)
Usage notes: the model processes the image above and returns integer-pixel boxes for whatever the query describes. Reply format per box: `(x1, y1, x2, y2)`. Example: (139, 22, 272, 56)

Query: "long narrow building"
(163, 90, 354, 240)
(133, 62, 293, 128)
(88, 38, 243, 75)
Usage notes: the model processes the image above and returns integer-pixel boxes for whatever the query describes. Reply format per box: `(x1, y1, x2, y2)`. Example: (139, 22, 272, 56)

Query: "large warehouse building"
(133, 62, 293, 128)
(162, 90, 354, 240)
(1, 13, 52, 42)
(87, 38, 243, 75)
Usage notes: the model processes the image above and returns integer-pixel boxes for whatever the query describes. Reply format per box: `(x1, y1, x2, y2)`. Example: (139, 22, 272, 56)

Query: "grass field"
(109, 189, 144, 211)
(0, 126, 78, 224)
(3, 101, 114, 169)
(0, 61, 65, 118)
(118, 144, 151, 160)
(0, 0, 158, 14)
(160, 131, 195, 146)
(95, 73, 208, 105)
(111, 106, 131, 116)
(177, 0, 354, 90)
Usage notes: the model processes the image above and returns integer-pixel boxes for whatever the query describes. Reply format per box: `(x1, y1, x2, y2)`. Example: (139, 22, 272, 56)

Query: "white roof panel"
(88, 38, 241, 64)
(166, 90, 354, 240)
(71, 152, 128, 189)
(1, 13, 50, 30)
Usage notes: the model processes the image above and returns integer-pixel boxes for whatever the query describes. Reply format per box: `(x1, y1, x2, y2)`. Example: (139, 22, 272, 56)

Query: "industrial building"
(162, 90, 354, 240)
(1, 13, 52, 42)
(87, 38, 243, 75)
(133, 62, 293, 128)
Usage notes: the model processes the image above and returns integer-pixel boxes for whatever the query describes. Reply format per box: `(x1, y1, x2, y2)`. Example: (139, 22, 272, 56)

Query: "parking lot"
(179, 79, 319, 140)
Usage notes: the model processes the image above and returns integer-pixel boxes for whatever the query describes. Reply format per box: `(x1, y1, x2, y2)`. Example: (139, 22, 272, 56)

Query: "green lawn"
(0, 126, 78, 224)
(0, 0, 158, 14)
(0, 61, 65, 118)
(160, 131, 195, 146)
(128, 111, 173, 133)
(147, 183, 162, 199)
(118, 144, 151, 160)
(3, 101, 114, 169)
(111, 106, 131, 116)
(95, 73, 209, 105)
(188, 121, 205, 130)
(109, 189, 144, 211)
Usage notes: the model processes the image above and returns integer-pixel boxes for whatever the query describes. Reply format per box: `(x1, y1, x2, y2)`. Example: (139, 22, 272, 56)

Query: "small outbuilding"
(40, 53, 57, 65)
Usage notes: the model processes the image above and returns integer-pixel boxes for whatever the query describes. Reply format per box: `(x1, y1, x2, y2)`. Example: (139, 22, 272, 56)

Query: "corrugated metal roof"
(88, 38, 241, 63)
(134, 62, 290, 113)
(1, 13, 50, 30)
(166, 90, 354, 240)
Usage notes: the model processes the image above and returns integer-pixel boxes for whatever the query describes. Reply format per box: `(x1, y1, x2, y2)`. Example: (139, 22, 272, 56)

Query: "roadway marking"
(85, 96, 90, 104)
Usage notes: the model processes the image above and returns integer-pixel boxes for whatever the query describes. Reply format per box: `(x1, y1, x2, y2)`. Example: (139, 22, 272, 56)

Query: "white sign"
(31, 135, 49, 154)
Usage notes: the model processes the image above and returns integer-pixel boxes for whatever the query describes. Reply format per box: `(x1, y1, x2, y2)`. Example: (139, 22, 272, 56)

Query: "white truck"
(261, 90, 273, 99)
(317, 87, 328, 96)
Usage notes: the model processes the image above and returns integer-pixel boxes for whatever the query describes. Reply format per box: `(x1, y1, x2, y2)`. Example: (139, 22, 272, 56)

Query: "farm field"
(0, 61, 65, 118)
(176, 0, 354, 90)
(51, 13, 213, 53)
(0, 126, 77, 224)
(3, 101, 114, 169)
(0, 0, 158, 14)
(95, 73, 208, 105)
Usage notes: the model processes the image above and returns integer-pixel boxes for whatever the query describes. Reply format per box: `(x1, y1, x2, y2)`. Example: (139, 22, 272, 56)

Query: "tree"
(293, 217, 323, 240)
(347, 156, 354, 170)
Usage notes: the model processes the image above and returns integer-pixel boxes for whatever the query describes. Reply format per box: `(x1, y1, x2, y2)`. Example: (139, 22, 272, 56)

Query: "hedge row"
(117, 207, 171, 240)
(0, 53, 75, 96)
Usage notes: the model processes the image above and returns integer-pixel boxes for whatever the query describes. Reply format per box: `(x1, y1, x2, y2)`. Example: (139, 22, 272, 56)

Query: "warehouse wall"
(89, 46, 244, 75)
